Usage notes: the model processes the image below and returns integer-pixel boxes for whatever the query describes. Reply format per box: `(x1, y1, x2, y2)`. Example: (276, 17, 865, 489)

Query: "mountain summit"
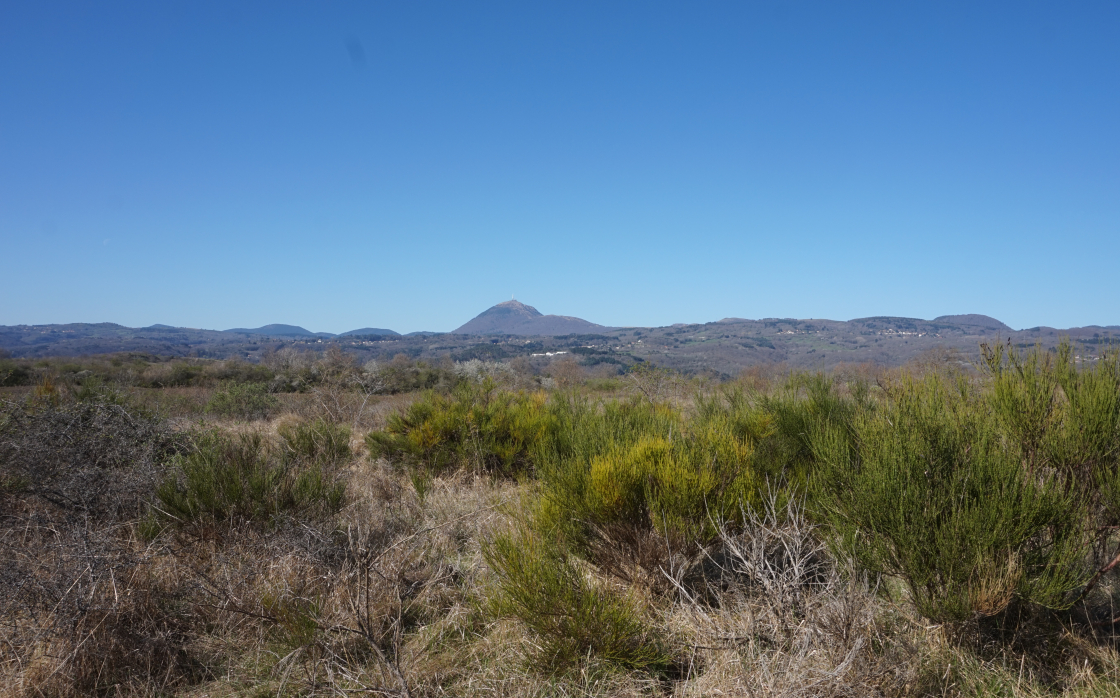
(453, 300, 610, 335)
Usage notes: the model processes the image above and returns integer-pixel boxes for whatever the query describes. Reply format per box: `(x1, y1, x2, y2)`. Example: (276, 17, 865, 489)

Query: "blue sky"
(2, 1, 1117, 333)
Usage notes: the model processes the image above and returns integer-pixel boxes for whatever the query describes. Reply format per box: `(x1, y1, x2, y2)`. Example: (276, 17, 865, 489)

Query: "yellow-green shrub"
(365, 379, 552, 475)
(534, 397, 774, 577)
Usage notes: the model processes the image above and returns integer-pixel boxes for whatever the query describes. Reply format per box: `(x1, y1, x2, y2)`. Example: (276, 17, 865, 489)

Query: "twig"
(1074, 544, 1120, 606)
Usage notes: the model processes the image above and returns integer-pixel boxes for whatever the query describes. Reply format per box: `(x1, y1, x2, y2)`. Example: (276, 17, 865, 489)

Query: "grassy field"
(3, 344, 1120, 697)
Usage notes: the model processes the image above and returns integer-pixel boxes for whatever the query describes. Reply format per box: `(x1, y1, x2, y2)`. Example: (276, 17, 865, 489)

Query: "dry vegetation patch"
(4, 343, 1120, 696)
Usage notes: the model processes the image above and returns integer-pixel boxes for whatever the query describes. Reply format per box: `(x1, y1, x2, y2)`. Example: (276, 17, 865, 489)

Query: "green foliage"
(533, 395, 773, 574)
(409, 468, 432, 502)
(72, 375, 128, 405)
(753, 372, 857, 484)
(365, 379, 552, 475)
(0, 359, 32, 386)
(984, 340, 1120, 522)
(484, 526, 672, 673)
(261, 591, 323, 650)
(211, 359, 275, 385)
(154, 430, 344, 526)
(162, 362, 204, 387)
(983, 340, 1120, 473)
(585, 377, 623, 392)
(450, 343, 511, 362)
(810, 372, 1090, 622)
(1050, 342, 1120, 475)
(982, 341, 1062, 465)
(278, 417, 351, 464)
(204, 382, 279, 420)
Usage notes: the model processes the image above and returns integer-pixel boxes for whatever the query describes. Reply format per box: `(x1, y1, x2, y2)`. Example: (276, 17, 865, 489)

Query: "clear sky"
(2, 2, 1117, 333)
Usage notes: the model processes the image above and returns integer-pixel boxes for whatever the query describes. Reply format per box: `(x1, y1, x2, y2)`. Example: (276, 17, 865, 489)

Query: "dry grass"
(661, 496, 917, 697)
(8, 372, 1120, 697)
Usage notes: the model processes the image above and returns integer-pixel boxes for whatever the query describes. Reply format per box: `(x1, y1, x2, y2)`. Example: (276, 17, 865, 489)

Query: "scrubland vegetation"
(4, 340, 1120, 697)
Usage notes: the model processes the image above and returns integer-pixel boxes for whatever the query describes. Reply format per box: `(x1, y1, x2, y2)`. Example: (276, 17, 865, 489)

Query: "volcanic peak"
(453, 300, 608, 335)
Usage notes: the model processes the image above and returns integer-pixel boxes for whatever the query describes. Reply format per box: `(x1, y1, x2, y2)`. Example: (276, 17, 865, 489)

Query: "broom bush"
(153, 429, 345, 527)
(365, 378, 553, 476)
(810, 371, 1091, 622)
(484, 525, 672, 673)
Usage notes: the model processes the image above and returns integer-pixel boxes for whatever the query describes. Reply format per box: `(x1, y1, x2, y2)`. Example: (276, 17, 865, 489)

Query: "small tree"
(549, 356, 585, 390)
(624, 362, 681, 404)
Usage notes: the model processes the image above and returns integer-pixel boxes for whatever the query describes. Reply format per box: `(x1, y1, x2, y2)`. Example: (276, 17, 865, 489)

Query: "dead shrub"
(673, 494, 914, 697)
(0, 395, 197, 696)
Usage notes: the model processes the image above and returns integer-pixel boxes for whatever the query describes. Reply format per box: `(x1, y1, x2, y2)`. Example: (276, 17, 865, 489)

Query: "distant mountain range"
(2, 302, 1117, 374)
(223, 324, 400, 338)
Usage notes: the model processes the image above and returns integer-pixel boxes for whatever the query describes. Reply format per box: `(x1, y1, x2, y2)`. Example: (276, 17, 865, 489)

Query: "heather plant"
(0, 392, 178, 520)
(0, 394, 195, 695)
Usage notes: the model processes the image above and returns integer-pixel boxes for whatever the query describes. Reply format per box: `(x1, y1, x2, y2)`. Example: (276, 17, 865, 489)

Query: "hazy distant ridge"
(224, 324, 332, 338)
(3, 305, 1118, 373)
(932, 314, 1012, 331)
(224, 325, 400, 338)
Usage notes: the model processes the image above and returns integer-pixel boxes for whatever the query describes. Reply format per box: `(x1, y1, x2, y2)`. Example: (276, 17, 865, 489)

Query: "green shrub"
(279, 417, 351, 464)
(983, 340, 1120, 473)
(204, 382, 279, 420)
(0, 359, 32, 387)
(751, 372, 858, 483)
(983, 340, 1120, 530)
(585, 378, 623, 392)
(1050, 342, 1120, 477)
(538, 426, 760, 549)
(72, 375, 127, 405)
(810, 373, 1090, 623)
(484, 526, 671, 673)
(365, 379, 552, 475)
(162, 362, 204, 387)
(153, 430, 344, 526)
(211, 359, 275, 385)
(532, 395, 774, 584)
